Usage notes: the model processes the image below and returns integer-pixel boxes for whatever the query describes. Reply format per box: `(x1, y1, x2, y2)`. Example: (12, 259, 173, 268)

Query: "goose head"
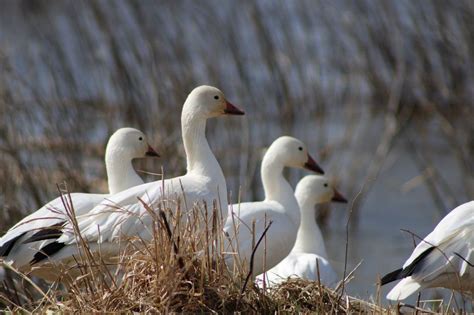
(105, 127, 159, 161)
(183, 85, 244, 119)
(295, 175, 348, 206)
(266, 136, 324, 174)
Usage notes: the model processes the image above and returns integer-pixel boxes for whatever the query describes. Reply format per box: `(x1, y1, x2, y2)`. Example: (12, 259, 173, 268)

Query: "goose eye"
(324, 183, 328, 187)
(298, 146, 303, 151)
(139, 137, 143, 141)
(214, 95, 219, 100)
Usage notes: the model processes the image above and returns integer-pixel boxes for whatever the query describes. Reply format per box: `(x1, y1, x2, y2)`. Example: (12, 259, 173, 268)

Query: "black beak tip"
(224, 108, 245, 115)
(333, 197, 348, 203)
(304, 162, 325, 174)
(145, 151, 160, 157)
(224, 101, 245, 115)
(331, 192, 348, 203)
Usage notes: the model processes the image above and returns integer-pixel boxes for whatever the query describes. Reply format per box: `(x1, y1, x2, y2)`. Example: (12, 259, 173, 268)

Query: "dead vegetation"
(1, 1, 474, 312)
(0, 194, 379, 313)
(1, 1, 473, 227)
(0, 192, 443, 313)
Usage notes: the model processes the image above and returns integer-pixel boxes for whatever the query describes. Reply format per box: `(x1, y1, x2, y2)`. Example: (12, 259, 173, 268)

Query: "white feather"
(386, 277, 422, 301)
(224, 137, 323, 276)
(385, 201, 474, 300)
(23, 86, 243, 281)
(255, 175, 343, 288)
(1, 128, 156, 270)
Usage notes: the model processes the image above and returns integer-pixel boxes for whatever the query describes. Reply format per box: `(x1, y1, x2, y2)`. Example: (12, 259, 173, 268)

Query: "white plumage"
(383, 200, 474, 300)
(256, 175, 347, 288)
(258, 253, 336, 287)
(0, 128, 159, 270)
(22, 86, 244, 281)
(224, 136, 324, 276)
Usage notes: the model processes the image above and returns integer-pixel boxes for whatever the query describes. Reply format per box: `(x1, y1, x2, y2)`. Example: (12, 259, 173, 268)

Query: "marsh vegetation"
(1, 0, 474, 311)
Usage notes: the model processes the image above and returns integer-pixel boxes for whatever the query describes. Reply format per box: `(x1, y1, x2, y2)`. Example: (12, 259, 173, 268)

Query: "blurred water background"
(0, 0, 473, 305)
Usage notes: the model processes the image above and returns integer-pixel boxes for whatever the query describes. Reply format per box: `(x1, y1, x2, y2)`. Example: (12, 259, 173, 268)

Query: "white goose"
(224, 136, 324, 276)
(382, 201, 474, 300)
(0, 127, 159, 268)
(25, 86, 244, 280)
(256, 175, 347, 288)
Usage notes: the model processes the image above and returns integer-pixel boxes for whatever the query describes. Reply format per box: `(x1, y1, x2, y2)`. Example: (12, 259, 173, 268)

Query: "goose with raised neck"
(261, 151, 298, 223)
(181, 98, 224, 178)
(0, 127, 159, 269)
(256, 175, 347, 288)
(224, 136, 324, 276)
(292, 175, 346, 255)
(22, 86, 244, 282)
(106, 127, 159, 194)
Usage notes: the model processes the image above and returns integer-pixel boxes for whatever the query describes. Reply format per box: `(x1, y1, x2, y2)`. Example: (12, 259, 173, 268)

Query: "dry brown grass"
(1, 0, 474, 233)
(0, 194, 391, 313)
(1, 192, 468, 313)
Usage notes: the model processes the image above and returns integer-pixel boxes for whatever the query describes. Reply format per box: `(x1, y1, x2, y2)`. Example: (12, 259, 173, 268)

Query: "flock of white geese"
(0, 85, 473, 301)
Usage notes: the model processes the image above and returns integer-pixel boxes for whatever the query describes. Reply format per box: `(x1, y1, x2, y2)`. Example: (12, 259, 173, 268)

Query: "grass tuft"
(0, 194, 433, 313)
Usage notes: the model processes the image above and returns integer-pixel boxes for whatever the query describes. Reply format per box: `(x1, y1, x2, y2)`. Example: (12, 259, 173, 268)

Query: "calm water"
(0, 1, 473, 308)
(324, 132, 469, 305)
(224, 113, 471, 305)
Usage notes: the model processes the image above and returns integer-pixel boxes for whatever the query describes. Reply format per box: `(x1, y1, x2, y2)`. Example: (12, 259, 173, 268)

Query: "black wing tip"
(22, 222, 66, 244)
(380, 268, 403, 285)
(0, 232, 27, 257)
(30, 242, 65, 265)
(381, 246, 436, 286)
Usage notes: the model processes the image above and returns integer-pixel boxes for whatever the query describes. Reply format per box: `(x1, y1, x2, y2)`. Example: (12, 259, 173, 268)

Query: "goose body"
(382, 201, 474, 300)
(0, 128, 159, 269)
(25, 86, 244, 281)
(258, 253, 336, 287)
(224, 136, 324, 276)
(256, 175, 346, 288)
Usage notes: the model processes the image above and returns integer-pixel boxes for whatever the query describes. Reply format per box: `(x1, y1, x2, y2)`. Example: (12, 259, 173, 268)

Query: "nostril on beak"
(145, 145, 160, 157)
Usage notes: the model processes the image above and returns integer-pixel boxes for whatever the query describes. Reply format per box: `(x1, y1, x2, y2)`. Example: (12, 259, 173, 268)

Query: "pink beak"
(332, 188, 348, 203)
(304, 154, 324, 174)
(145, 145, 160, 157)
(224, 100, 245, 115)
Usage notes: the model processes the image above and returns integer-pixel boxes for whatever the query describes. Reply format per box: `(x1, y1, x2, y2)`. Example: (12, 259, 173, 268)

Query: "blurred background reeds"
(0, 0, 473, 304)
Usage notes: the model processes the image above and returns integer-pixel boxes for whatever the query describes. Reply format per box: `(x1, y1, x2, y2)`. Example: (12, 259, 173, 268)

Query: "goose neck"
(106, 153, 143, 194)
(181, 111, 221, 177)
(261, 155, 300, 225)
(261, 157, 285, 201)
(292, 198, 328, 257)
(181, 109, 228, 218)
